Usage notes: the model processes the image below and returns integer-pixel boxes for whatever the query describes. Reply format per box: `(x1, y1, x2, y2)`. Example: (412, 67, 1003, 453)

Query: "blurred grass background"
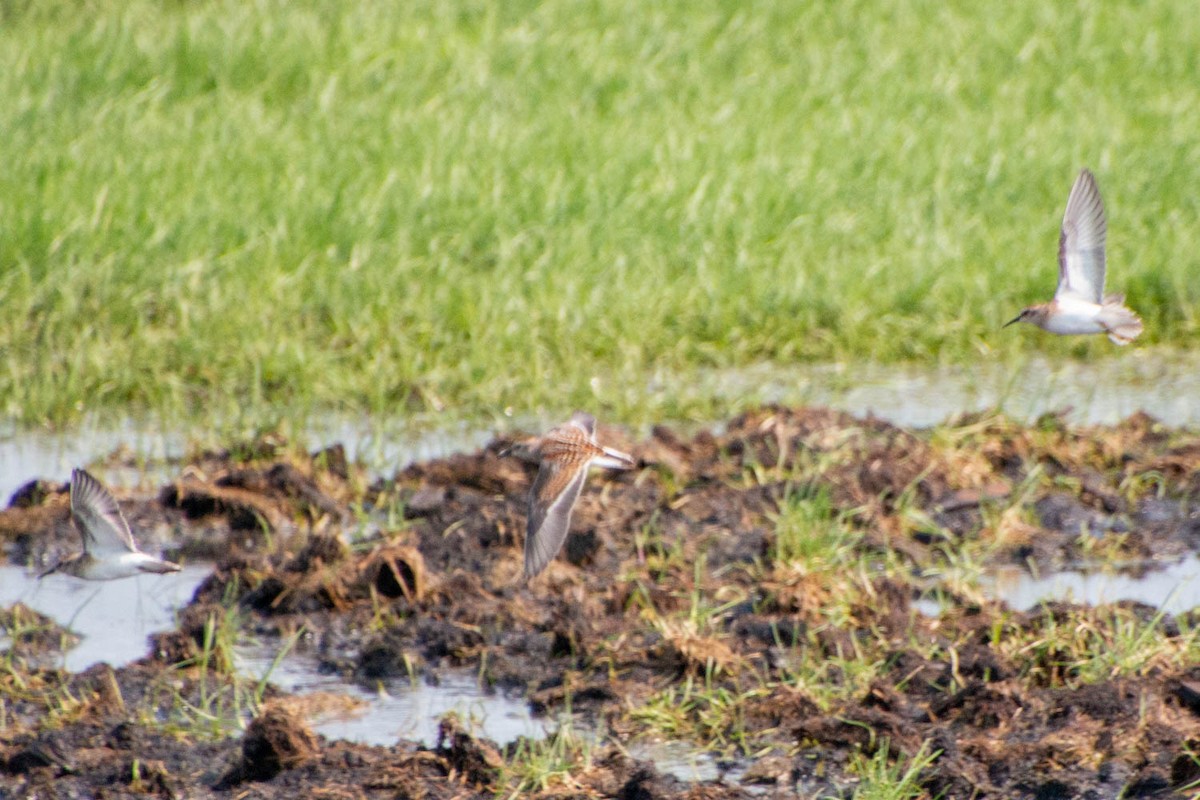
(1, 0, 1197, 428)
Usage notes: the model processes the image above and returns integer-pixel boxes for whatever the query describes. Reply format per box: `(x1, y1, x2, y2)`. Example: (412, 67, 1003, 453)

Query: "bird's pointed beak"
(1002, 313, 1023, 329)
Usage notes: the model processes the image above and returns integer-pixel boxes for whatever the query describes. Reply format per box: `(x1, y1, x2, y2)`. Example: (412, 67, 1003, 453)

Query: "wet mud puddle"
(689, 349, 1200, 429)
(0, 563, 213, 672)
(984, 555, 1200, 613)
(234, 643, 757, 779)
(233, 644, 759, 787)
(231, 554, 1200, 767)
(911, 557, 1200, 620)
(0, 560, 558, 749)
(234, 644, 548, 747)
(5, 549, 1197, 789)
(624, 740, 751, 785)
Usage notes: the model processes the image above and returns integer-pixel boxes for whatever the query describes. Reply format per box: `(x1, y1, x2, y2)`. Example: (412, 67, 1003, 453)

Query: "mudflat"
(3, 406, 1200, 798)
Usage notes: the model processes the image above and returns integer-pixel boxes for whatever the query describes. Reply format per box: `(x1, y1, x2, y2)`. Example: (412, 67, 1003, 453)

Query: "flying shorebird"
(1004, 168, 1143, 345)
(39, 468, 181, 580)
(509, 412, 636, 581)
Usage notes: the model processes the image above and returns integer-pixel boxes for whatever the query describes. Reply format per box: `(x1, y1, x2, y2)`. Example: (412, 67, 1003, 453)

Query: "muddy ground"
(4, 406, 1200, 798)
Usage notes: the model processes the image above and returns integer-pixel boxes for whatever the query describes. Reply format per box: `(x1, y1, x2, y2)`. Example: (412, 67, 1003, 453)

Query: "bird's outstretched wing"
(523, 456, 590, 580)
(568, 411, 597, 437)
(1056, 169, 1107, 303)
(70, 468, 138, 555)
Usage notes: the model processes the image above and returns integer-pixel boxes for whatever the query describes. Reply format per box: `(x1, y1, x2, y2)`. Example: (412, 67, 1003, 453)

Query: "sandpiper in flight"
(1004, 168, 1143, 345)
(39, 468, 182, 580)
(513, 412, 636, 581)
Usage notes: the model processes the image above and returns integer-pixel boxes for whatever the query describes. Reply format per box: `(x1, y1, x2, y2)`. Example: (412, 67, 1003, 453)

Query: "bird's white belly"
(1044, 300, 1105, 335)
(84, 552, 162, 580)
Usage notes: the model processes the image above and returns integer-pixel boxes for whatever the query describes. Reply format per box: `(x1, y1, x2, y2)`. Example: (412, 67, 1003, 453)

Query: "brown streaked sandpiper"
(509, 412, 636, 581)
(39, 468, 181, 580)
(1004, 168, 1143, 345)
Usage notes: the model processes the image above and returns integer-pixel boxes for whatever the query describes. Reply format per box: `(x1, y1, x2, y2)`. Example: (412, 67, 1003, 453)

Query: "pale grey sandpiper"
(1004, 168, 1143, 345)
(39, 468, 181, 580)
(508, 412, 636, 581)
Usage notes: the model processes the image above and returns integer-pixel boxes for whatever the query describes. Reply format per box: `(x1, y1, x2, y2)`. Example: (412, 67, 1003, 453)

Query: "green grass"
(843, 741, 940, 800)
(772, 487, 859, 569)
(499, 719, 595, 798)
(996, 604, 1200, 687)
(2, 0, 1199, 426)
(145, 606, 300, 740)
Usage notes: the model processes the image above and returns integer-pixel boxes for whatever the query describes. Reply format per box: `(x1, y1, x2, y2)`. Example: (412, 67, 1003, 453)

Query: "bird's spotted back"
(538, 425, 603, 465)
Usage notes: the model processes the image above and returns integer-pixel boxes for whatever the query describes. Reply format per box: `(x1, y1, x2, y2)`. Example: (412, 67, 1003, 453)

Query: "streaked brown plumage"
(514, 412, 636, 581)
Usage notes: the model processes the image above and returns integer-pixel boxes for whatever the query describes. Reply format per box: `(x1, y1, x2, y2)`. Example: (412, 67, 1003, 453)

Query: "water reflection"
(0, 422, 186, 509)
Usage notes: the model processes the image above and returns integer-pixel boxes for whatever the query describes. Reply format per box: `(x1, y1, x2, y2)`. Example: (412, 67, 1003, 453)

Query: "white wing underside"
(1055, 169, 1107, 304)
(71, 469, 139, 556)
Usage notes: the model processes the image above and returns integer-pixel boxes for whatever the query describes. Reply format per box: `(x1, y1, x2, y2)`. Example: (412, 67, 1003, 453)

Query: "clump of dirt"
(216, 701, 318, 787)
(436, 713, 504, 787)
(6, 406, 1200, 798)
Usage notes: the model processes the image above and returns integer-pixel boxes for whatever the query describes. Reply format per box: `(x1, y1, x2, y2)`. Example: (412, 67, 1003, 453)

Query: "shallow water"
(234, 645, 546, 747)
(0, 563, 212, 672)
(985, 557, 1200, 614)
(625, 739, 749, 784)
(912, 597, 945, 617)
(6, 350, 1200, 502)
(679, 349, 1200, 429)
(0, 416, 499, 510)
(0, 421, 187, 508)
(234, 644, 765, 784)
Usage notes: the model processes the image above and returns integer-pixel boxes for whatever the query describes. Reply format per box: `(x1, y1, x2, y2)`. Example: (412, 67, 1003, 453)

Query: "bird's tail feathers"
(1100, 301, 1143, 346)
(140, 559, 182, 575)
